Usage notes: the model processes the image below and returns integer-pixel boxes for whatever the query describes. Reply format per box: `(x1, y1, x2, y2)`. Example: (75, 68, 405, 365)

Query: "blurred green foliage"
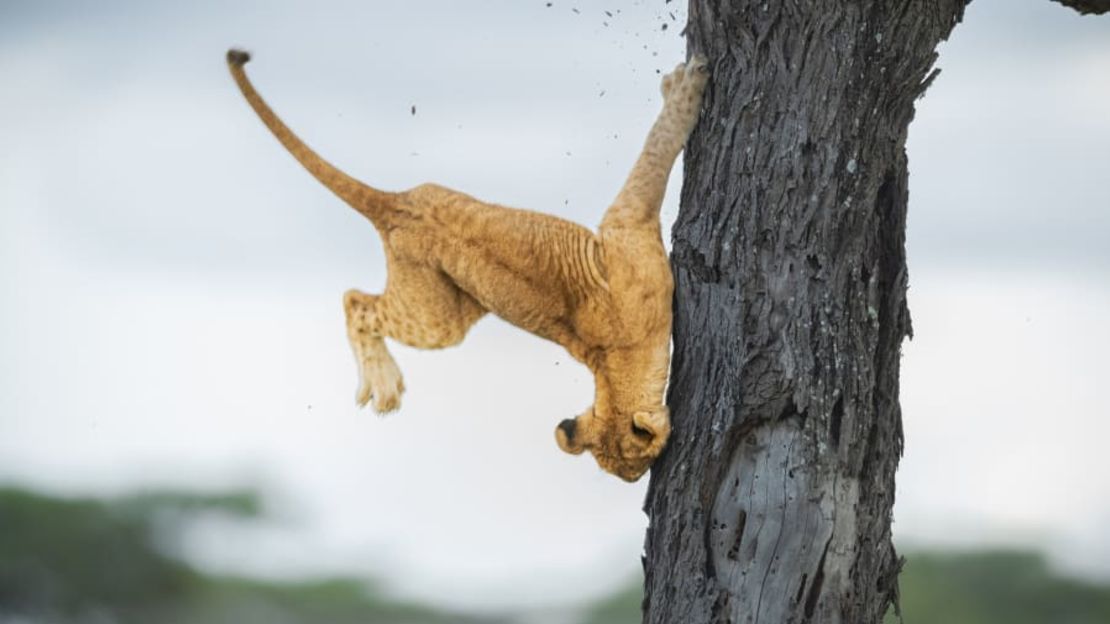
(3, 485, 1110, 624)
(0, 487, 499, 623)
(580, 582, 642, 624)
(885, 550, 1110, 624)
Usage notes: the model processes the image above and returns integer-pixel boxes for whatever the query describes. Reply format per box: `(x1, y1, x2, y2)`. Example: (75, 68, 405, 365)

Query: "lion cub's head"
(554, 405, 671, 482)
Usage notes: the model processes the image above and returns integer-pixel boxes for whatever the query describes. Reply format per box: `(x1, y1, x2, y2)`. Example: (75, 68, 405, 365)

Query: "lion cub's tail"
(226, 49, 394, 225)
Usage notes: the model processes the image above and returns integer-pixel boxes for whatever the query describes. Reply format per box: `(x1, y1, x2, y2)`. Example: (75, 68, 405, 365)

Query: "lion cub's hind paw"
(355, 359, 406, 414)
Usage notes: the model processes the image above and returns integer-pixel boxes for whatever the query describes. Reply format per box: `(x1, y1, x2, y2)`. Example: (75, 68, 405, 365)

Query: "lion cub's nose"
(558, 418, 577, 440)
(555, 418, 585, 455)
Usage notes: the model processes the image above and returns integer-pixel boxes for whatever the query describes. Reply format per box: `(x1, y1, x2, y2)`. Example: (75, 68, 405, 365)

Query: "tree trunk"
(643, 2, 965, 623)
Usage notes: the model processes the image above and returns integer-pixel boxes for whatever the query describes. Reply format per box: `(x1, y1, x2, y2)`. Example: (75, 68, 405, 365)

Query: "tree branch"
(1050, 0, 1110, 15)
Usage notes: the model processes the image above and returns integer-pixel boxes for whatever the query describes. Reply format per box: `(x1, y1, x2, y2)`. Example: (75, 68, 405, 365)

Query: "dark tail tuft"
(227, 48, 252, 66)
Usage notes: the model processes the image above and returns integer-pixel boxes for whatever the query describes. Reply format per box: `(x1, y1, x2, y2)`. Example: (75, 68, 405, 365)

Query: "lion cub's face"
(554, 405, 671, 482)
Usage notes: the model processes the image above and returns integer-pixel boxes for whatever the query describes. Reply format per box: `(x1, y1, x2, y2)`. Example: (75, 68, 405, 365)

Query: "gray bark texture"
(642, 2, 966, 623)
(1050, 0, 1110, 15)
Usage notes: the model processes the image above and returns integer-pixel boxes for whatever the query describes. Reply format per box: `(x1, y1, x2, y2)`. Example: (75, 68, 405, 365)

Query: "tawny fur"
(227, 49, 708, 481)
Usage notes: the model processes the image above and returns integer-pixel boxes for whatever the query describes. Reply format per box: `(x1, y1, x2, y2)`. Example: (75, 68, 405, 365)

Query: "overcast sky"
(1, 0, 1108, 613)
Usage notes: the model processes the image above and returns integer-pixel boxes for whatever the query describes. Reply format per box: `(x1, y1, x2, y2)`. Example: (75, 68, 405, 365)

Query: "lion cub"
(227, 49, 708, 481)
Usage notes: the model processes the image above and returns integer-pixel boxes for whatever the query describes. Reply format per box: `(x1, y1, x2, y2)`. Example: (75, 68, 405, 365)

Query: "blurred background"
(1, 0, 1108, 622)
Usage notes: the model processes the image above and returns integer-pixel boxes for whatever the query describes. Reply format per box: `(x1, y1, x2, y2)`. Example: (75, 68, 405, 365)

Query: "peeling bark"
(643, 2, 966, 622)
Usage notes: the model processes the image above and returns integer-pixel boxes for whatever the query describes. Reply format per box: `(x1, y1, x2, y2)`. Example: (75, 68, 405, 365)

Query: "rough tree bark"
(1050, 0, 1110, 15)
(642, 1, 1106, 623)
(642, 2, 961, 622)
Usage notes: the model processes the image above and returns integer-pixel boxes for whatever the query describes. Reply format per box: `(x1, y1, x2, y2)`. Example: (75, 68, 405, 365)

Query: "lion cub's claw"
(687, 55, 709, 76)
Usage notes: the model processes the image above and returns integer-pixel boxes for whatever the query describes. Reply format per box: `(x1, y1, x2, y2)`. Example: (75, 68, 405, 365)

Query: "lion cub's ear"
(555, 418, 587, 455)
(631, 408, 671, 458)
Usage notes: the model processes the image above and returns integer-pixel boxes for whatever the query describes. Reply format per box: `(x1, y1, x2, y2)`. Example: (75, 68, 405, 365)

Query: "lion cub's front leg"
(600, 56, 709, 230)
(555, 58, 709, 481)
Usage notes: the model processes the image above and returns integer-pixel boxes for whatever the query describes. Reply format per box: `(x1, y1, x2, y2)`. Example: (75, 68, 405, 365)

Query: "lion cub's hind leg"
(343, 260, 486, 413)
(344, 291, 406, 413)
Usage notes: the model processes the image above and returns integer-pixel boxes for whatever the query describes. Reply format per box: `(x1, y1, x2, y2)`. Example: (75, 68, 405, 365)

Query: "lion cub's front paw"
(661, 56, 709, 103)
(355, 357, 405, 414)
(658, 56, 709, 141)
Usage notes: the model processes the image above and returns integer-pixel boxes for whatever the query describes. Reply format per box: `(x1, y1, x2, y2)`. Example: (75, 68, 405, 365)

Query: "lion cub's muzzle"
(554, 407, 672, 482)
